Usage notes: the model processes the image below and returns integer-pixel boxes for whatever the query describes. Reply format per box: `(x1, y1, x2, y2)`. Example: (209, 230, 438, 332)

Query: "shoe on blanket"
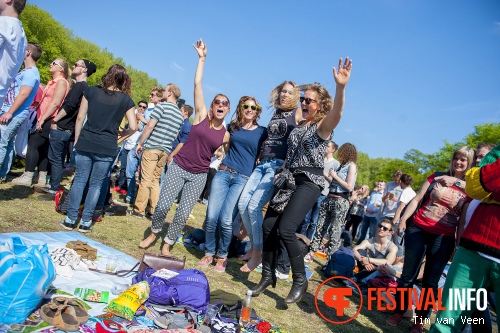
(50, 297, 89, 323)
(40, 303, 80, 331)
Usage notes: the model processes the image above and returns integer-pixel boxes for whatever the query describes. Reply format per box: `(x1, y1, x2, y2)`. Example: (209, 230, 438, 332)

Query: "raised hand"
(333, 57, 352, 87)
(193, 38, 207, 58)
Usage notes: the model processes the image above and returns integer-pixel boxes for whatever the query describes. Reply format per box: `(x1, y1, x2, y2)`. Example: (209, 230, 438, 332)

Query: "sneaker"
(145, 212, 153, 219)
(128, 210, 144, 219)
(198, 256, 213, 267)
(38, 191, 56, 201)
(113, 198, 130, 206)
(60, 220, 76, 231)
(275, 270, 289, 280)
(92, 209, 103, 223)
(78, 225, 92, 233)
(214, 258, 227, 272)
(304, 252, 314, 263)
(12, 172, 34, 186)
(386, 313, 404, 326)
(0, 176, 6, 184)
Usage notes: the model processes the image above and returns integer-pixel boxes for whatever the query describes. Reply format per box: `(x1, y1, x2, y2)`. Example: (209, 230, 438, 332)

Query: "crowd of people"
(1, 2, 498, 332)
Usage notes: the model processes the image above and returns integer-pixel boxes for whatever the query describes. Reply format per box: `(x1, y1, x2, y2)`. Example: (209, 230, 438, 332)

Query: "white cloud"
(170, 61, 185, 72)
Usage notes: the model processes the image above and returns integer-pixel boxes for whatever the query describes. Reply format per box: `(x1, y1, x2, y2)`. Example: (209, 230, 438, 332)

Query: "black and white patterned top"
(285, 122, 329, 188)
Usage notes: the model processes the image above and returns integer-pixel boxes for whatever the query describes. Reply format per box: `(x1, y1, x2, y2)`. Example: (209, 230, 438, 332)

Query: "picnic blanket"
(0, 232, 139, 316)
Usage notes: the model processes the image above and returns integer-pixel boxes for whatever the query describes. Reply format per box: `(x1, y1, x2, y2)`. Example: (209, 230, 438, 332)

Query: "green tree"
(464, 123, 500, 148)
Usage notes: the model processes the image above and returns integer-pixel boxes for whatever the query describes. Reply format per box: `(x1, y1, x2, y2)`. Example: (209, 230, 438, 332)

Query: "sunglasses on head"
(214, 99, 229, 106)
(378, 224, 392, 232)
(242, 104, 257, 111)
(300, 97, 317, 105)
(51, 61, 63, 69)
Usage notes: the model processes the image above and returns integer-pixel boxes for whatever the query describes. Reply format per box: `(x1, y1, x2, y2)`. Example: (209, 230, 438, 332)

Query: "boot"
(12, 171, 34, 186)
(284, 255, 308, 304)
(37, 171, 48, 187)
(251, 251, 277, 297)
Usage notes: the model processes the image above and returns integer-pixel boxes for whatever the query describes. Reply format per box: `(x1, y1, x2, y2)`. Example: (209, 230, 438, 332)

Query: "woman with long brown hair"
(251, 57, 352, 304)
(59, 64, 136, 233)
(13, 58, 70, 186)
(199, 95, 267, 272)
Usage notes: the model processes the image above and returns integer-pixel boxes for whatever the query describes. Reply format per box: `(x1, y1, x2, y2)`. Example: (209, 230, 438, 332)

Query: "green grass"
(0, 170, 455, 333)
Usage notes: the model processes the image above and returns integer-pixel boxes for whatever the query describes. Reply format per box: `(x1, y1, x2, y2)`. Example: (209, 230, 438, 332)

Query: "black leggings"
(25, 131, 50, 172)
(262, 174, 321, 258)
(345, 214, 363, 240)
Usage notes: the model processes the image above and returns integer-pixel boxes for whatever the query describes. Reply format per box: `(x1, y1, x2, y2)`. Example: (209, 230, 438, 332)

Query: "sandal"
(40, 303, 80, 331)
(51, 296, 89, 323)
(198, 255, 213, 267)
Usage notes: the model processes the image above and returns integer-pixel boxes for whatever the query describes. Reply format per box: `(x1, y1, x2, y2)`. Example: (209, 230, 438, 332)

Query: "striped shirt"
(143, 102, 183, 153)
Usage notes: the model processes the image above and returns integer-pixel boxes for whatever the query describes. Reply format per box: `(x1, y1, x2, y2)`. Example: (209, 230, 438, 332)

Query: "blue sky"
(30, 0, 500, 159)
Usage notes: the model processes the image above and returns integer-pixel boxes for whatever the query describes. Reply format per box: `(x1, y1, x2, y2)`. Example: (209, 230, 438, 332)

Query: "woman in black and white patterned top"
(251, 57, 353, 305)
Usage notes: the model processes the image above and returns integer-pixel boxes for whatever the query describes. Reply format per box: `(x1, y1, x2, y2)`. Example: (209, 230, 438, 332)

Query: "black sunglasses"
(242, 104, 257, 111)
(214, 99, 229, 106)
(378, 224, 392, 232)
(138, 105, 147, 109)
(300, 97, 317, 105)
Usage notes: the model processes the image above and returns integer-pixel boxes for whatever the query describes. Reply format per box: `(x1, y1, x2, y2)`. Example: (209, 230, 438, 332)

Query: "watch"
(454, 179, 462, 187)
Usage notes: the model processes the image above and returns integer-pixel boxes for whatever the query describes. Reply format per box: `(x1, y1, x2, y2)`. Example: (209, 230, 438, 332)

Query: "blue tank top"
(222, 125, 267, 177)
(260, 108, 298, 160)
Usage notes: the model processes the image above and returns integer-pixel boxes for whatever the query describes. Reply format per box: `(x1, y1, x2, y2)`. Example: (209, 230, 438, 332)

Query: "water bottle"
(239, 290, 252, 329)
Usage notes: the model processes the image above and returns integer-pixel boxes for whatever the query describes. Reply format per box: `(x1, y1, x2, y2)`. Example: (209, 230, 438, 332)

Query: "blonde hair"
(166, 83, 181, 100)
(269, 81, 300, 111)
(229, 96, 262, 132)
(448, 146, 474, 178)
(54, 58, 70, 79)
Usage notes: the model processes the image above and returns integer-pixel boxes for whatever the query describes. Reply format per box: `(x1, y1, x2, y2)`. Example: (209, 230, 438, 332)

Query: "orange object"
(314, 251, 327, 259)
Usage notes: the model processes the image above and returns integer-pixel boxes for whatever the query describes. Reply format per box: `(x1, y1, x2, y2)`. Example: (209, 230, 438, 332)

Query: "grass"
(0, 169, 474, 333)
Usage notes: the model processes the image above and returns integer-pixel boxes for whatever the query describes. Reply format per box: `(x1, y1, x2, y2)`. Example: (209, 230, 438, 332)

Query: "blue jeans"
(126, 148, 140, 202)
(356, 215, 378, 245)
(237, 158, 284, 251)
(299, 195, 326, 240)
(48, 128, 71, 191)
(116, 147, 129, 189)
(205, 170, 249, 258)
(393, 224, 455, 318)
(65, 151, 114, 226)
(0, 114, 27, 177)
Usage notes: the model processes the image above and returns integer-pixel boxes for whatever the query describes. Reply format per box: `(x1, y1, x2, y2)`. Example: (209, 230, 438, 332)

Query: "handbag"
(89, 252, 186, 277)
(66, 240, 97, 260)
(138, 252, 186, 272)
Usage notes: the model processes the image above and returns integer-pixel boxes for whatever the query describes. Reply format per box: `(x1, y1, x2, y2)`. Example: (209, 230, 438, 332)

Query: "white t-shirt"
(0, 16, 27, 103)
(399, 187, 416, 204)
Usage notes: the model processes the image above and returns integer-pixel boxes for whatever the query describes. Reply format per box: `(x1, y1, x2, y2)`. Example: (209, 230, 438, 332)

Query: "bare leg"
(139, 232, 157, 249)
(240, 250, 262, 272)
(161, 243, 171, 256)
(238, 246, 253, 261)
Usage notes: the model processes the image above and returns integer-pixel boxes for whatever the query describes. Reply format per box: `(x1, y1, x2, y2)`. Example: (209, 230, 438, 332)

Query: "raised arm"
(317, 57, 352, 139)
(192, 38, 209, 125)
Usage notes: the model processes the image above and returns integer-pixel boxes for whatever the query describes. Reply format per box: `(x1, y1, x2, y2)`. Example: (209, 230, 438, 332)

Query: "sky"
(30, 0, 500, 159)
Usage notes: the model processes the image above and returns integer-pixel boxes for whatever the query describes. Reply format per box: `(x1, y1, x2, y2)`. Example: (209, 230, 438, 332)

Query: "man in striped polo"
(129, 84, 184, 219)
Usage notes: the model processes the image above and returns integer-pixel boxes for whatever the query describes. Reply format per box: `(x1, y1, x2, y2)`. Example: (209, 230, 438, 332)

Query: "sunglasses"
(73, 63, 85, 68)
(51, 61, 63, 69)
(300, 97, 317, 105)
(214, 99, 229, 106)
(242, 104, 257, 111)
(138, 105, 147, 109)
(150, 93, 161, 97)
(378, 224, 392, 232)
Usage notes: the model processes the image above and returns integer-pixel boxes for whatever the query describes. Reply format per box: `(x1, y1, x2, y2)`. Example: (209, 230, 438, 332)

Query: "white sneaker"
(275, 270, 289, 280)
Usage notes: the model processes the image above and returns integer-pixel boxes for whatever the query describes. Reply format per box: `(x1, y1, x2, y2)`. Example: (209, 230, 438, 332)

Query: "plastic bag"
(105, 281, 150, 320)
(0, 237, 56, 324)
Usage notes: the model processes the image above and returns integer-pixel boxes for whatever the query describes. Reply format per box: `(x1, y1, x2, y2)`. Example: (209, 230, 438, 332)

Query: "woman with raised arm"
(139, 39, 231, 256)
(237, 80, 302, 272)
(59, 64, 136, 232)
(199, 96, 266, 272)
(251, 57, 352, 304)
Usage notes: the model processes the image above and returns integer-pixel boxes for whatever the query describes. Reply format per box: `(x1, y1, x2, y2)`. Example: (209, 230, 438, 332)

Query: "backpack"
(133, 268, 210, 313)
(324, 247, 356, 278)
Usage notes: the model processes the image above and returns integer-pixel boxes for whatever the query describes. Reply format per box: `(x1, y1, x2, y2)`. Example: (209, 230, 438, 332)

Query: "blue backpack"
(324, 247, 356, 278)
(133, 268, 210, 313)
